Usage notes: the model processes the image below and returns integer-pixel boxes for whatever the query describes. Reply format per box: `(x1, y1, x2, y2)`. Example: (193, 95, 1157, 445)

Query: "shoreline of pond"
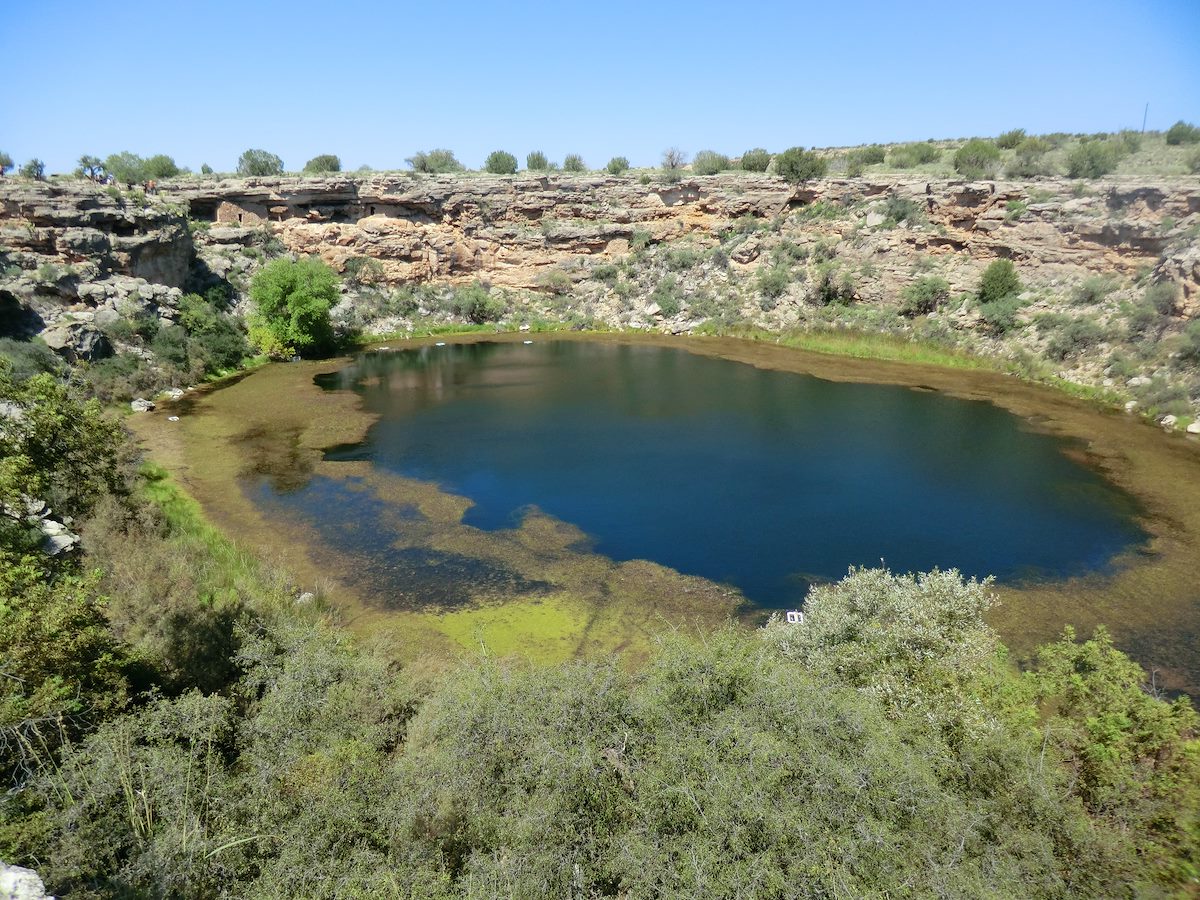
(129, 330, 1200, 692)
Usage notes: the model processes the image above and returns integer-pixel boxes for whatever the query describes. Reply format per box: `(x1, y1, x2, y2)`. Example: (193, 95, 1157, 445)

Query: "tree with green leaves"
(247, 257, 339, 358)
(774, 146, 827, 182)
(526, 150, 551, 171)
(406, 148, 464, 173)
(978, 258, 1021, 303)
(605, 156, 630, 175)
(484, 150, 518, 174)
(104, 151, 145, 184)
(303, 154, 341, 174)
(237, 148, 284, 177)
(953, 139, 1001, 178)
(0, 151, 12, 175)
(142, 154, 180, 179)
(18, 159, 45, 180)
(739, 147, 771, 172)
(77, 155, 105, 180)
(562, 153, 585, 172)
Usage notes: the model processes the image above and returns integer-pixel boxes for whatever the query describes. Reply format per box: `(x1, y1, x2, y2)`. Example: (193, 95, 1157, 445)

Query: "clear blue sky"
(2, 0, 1198, 175)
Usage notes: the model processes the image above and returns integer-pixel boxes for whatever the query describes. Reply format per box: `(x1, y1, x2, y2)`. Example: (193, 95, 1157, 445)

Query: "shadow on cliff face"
(0, 290, 45, 339)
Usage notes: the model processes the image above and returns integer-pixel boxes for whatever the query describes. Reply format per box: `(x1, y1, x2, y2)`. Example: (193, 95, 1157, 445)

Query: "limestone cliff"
(1, 172, 1198, 416)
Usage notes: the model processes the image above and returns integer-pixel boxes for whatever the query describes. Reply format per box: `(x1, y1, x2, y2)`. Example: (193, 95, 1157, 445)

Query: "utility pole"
(1142, 102, 1149, 134)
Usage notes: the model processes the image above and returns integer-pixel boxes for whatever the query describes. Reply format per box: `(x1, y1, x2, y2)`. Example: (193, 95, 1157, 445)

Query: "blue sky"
(2, 0, 1197, 174)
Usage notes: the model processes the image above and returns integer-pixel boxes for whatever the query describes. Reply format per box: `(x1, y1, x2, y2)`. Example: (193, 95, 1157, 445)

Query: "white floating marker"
(168, 416, 180, 422)
(523, 340, 533, 344)
(435, 341, 446, 346)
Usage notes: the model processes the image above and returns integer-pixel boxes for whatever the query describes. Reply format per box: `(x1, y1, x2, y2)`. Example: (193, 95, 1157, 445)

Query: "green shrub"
(996, 128, 1026, 149)
(343, 256, 385, 286)
(562, 153, 585, 173)
(757, 265, 790, 300)
(1176, 320, 1200, 366)
(978, 258, 1021, 304)
(1116, 129, 1142, 153)
(1066, 141, 1124, 178)
(0, 338, 64, 381)
(1165, 120, 1200, 145)
(606, 156, 630, 175)
(692, 150, 730, 176)
(1004, 199, 1028, 221)
(303, 154, 341, 174)
(200, 163, 213, 175)
(953, 140, 1001, 178)
(1144, 281, 1178, 316)
(591, 263, 619, 283)
(888, 142, 941, 168)
(1073, 276, 1118, 305)
(526, 151, 550, 171)
(484, 150, 518, 175)
(0, 151, 12, 175)
(978, 295, 1025, 334)
(406, 149, 464, 173)
(882, 194, 923, 227)
(813, 267, 855, 306)
(1007, 137, 1052, 177)
(1186, 149, 1200, 175)
(665, 247, 700, 271)
(1045, 317, 1106, 360)
(650, 276, 681, 316)
(142, 154, 179, 179)
(851, 144, 886, 165)
(739, 148, 771, 172)
(247, 257, 339, 358)
(450, 282, 506, 323)
(19, 159, 45, 180)
(630, 230, 652, 253)
(237, 149, 284, 177)
(774, 147, 827, 183)
(536, 270, 572, 295)
(899, 276, 950, 316)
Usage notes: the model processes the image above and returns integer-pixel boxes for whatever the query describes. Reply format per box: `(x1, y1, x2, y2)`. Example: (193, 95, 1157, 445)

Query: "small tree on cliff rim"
(774, 147, 828, 183)
(303, 154, 341, 174)
(484, 150, 518, 175)
(247, 258, 339, 359)
(237, 148, 284, 177)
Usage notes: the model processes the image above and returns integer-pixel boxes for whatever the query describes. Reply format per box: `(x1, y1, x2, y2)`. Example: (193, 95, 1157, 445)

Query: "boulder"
(40, 322, 112, 363)
(1187, 421, 1200, 435)
(0, 861, 55, 899)
(1161, 414, 1178, 430)
(163, 388, 185, 401)
(130, 398, 155, 412)
(730, 239, 761, 264)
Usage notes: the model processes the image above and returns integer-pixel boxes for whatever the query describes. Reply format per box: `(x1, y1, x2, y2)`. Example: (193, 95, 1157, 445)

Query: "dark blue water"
(296, 339, 1147, 610)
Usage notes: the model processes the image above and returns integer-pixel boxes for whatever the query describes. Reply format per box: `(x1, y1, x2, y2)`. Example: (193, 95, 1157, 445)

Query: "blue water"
(295, 339, 1147, 610)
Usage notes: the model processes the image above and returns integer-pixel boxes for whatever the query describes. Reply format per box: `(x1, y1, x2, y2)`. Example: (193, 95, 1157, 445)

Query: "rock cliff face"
(1, 173, 1198, 409)
(159, 173, 1200, 309)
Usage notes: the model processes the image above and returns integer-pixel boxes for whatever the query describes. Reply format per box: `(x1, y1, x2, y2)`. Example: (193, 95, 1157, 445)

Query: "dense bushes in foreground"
(1, 364, 1198, 898)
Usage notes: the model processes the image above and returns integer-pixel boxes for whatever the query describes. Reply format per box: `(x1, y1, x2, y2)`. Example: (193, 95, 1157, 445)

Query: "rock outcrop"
(1, 173, 1198, 416)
